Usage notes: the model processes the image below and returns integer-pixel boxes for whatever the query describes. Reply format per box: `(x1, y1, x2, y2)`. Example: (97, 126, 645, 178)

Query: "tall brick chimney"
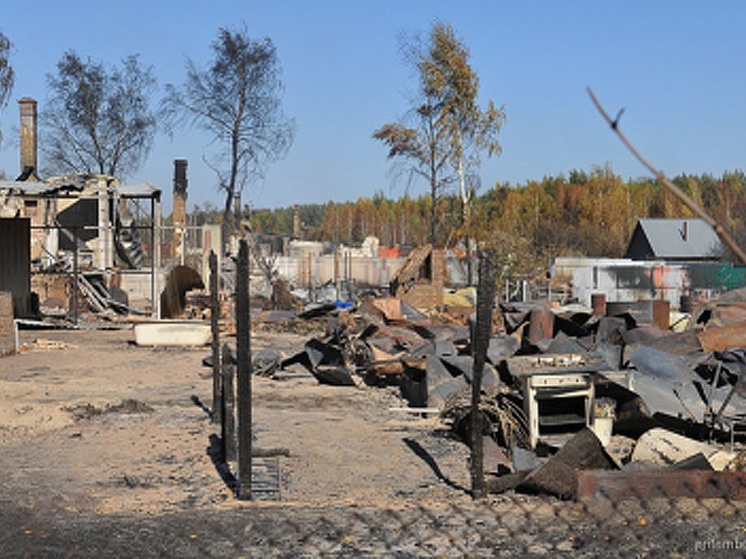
(172, 159, 188, 264)
(293, 204, 300, 239)
(18, 98, 38, 180)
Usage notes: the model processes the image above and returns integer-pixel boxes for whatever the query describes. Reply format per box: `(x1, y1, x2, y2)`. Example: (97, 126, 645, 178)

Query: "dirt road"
(0, 326, 474, 512)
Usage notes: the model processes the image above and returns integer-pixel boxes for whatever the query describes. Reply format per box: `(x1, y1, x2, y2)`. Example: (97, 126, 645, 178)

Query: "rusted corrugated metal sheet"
(606, 300, 670, 330)
(519, 429, 617, 498)
(700, 303, 746, 327)
(577, 470, 746, 502)
(697, 322, 746, 352)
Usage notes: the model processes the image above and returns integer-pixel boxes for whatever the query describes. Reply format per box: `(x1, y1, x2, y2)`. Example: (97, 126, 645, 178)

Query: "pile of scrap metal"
(271, 290, 746, 501)
(273, 295, 529, 446)
(278, 296, 464, 387)
(479, 296, 746, 501)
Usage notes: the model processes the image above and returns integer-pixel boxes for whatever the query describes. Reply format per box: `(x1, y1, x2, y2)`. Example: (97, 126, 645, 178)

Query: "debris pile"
(263, 287, 746, 501)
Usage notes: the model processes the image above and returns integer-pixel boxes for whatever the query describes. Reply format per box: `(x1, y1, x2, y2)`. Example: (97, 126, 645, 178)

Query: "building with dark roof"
(624, 218, 723, 261)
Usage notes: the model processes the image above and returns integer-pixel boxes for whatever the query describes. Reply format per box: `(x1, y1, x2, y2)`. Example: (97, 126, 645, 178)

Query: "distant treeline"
(189, 166, 746, 277)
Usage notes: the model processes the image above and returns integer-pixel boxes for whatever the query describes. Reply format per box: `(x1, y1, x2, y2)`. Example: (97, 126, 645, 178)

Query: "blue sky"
(0, 1, 744, 214)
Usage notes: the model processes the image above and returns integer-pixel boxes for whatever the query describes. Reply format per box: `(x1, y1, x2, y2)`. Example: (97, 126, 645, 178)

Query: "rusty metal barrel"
(591, 293, 607, 316)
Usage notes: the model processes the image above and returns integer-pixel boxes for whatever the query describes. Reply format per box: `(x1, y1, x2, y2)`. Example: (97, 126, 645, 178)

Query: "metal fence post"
(236, 239, 252, 500)
(471, 250, 496, 499)
(210, 251, 221, 425)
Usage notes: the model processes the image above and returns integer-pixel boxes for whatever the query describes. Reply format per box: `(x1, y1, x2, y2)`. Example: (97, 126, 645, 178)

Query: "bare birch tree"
(42, 52, 157, 179)
(163, 26, 294, 252)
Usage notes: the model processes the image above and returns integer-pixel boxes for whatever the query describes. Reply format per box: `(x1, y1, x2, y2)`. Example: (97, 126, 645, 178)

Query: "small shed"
(625, 218, 723, 261)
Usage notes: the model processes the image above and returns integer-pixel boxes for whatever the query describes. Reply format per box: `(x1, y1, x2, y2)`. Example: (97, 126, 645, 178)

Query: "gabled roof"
(625, 218, 723, 260)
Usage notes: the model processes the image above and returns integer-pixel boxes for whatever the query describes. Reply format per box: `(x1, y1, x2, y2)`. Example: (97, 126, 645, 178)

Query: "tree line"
(192, 166, 746, 280)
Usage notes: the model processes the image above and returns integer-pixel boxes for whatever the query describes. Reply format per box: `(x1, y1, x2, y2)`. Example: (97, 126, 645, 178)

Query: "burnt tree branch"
(587, 87, 746, 265)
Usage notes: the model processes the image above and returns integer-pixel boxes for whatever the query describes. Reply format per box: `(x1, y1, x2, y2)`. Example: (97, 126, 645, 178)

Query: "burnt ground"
(1, 326, 745, 557)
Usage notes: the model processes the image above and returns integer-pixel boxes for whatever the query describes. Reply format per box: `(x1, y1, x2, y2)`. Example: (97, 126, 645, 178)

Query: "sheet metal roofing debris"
(698, 322, 746, 352)
(255, 281, 746, 501)
(628, 346, 706, 420)
(631, 428, 737, 471)
(281, 336, 356, 386)
(518, 428, 618, 499)
(577, 469, 746, 502)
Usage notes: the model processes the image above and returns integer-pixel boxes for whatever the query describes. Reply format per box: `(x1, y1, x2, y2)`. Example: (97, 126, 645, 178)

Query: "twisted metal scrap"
(442, 387, 530, 451)
(587, 87, 746, 265)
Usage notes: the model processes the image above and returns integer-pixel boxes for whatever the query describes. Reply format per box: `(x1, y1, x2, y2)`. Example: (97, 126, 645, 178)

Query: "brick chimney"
(293, 204, 300, 239)
(172, 159, 188, 264)
(18, 98, 38, 181)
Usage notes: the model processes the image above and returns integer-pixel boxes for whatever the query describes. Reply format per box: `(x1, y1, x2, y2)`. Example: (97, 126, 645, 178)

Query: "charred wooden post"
(72, 227, 79, 325)
(308, 253, 313, 302)
(210, 251, 221, 425)
(221, 343, 236, 463)
(236, 239, 252, 500)
(471, 250, 496, 499)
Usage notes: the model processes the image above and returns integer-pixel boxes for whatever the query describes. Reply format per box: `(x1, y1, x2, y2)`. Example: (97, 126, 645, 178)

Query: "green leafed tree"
(374, 99, 455, 246)
(163, 26, 294, 251)
(374, 21, 504, 262)
(422, 22, 505, 282)
(41, 52, 157, 179)
(373, 28, 457, 247)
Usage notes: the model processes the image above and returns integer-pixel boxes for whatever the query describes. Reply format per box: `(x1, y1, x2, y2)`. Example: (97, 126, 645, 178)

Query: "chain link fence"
(2, 489, 745, 557)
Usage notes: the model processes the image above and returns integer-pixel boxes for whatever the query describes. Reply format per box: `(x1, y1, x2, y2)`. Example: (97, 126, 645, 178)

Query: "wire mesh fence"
(2, 489, 746, 557)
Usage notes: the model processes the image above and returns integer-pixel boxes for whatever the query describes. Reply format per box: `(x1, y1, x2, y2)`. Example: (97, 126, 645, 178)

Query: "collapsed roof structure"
(0, 98, 162, 319)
